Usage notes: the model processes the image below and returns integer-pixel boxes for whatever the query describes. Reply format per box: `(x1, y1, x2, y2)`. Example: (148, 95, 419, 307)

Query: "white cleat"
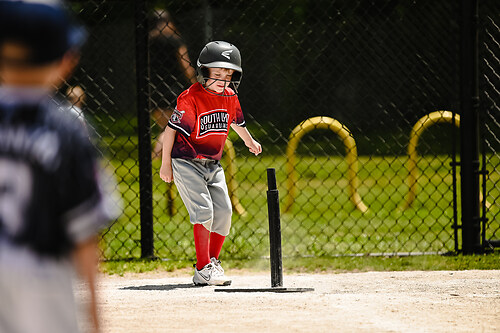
(193, 263, 231, 286)
(210, 257, 225, 274)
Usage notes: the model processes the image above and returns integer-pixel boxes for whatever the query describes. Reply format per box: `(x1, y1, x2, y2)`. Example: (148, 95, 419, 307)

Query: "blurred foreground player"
(0, 1, 119, 332)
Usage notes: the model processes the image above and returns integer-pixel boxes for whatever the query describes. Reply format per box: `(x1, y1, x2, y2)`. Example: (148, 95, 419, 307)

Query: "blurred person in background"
(149, 8, 197, 159)
(66, 84, 87, 125)
(0, 1, 120, 332)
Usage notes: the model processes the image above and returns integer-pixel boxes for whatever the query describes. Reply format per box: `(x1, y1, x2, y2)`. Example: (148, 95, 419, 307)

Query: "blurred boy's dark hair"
(0, 0, 86, 66)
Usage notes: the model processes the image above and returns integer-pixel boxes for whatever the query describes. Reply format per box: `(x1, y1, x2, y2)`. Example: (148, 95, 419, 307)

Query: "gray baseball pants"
(172, 158, 232, 236)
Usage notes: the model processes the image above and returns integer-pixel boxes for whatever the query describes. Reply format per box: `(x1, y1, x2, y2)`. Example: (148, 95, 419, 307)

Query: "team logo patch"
(170, 108, 185, 124)
(198, 110, 229, 137)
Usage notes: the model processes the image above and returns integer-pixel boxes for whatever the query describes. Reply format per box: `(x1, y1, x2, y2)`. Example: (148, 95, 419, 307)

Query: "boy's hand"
(246, 139, 262, 156)
(229, 123, 262, 156)
(160, 162, 173, 183)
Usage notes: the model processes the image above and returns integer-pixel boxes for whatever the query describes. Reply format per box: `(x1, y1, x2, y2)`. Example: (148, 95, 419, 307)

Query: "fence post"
(460, 0, 481, 254)
(203, 0, 213, 42)
(135, 0, 154, 258)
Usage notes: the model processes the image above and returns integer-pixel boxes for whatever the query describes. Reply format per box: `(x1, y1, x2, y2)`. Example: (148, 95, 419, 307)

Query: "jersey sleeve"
(233, 97, 246, 127)
(60, 129, 121, 246)
(167, 94, 196, 137)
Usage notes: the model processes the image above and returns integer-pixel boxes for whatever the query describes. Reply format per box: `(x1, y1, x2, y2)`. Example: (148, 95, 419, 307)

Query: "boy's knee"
(211, 221, 231, 236)
(211, 206, 232, 236)
(219, 205, 232, 221)
(191, 207, 213, 226)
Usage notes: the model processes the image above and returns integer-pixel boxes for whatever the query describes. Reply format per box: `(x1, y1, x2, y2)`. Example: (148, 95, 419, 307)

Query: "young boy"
(159, 41, 262, 286)
(0, 1, 119, 332)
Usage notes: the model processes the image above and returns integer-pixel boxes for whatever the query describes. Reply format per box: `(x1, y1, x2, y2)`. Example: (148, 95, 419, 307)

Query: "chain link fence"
(480, 0, 500, 248)
(65, 0, 499, 260)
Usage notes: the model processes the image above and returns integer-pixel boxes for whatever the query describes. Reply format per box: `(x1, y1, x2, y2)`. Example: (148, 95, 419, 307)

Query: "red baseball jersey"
(167, 82, 245, 160)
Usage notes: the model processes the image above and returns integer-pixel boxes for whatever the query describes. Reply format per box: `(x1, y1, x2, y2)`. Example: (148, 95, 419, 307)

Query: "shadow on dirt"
(120, 284, 203, 291)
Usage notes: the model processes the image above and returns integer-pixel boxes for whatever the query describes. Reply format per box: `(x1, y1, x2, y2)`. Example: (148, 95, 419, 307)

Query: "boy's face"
(205, 67, 234, 94)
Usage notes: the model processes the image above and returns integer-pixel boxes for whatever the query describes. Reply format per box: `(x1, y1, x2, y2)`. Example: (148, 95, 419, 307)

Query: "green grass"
(100, 251, 500, 276)
(99, 135, 500, 261)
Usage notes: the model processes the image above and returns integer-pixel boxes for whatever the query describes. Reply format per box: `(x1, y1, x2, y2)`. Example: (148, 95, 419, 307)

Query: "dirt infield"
(75, 270, 499, 332)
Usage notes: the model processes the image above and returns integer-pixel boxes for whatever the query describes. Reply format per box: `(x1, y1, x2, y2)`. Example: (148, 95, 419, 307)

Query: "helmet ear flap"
(229, 71, 242, 93)
(231, 71, 242, 83)
(196, 66, 210, 84)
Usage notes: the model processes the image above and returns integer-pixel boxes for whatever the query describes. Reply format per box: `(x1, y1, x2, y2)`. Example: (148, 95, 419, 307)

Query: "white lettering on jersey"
(0, 126, 60, 171)
(197, 109, 229, 137)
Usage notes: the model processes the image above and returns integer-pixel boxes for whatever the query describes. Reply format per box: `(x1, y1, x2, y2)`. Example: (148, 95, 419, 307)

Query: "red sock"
(193, 224, 210, 270)
(209, 232, 226, 259)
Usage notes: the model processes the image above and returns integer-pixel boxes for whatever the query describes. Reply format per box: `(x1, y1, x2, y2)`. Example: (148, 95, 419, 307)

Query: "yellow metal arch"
(285, 116, 368, 213)
(404, 111, 460, 208)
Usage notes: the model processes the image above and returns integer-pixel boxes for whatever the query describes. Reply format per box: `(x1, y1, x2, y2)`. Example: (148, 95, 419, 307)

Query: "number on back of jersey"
(0, 158, 32, 236)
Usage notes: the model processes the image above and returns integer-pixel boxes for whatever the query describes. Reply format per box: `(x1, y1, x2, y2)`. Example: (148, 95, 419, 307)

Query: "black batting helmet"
(196, 41, 242, 93)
